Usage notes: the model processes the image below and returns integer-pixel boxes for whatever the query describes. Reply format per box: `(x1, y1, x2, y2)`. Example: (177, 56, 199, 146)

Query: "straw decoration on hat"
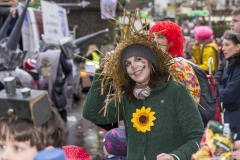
(94, 5, 185, 117)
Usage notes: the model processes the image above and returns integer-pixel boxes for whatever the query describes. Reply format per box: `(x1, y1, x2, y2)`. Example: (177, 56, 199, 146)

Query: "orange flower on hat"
(131, 106, 156, 132)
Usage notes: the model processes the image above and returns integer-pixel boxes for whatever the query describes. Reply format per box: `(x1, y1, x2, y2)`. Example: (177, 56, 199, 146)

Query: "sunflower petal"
(141, 127, 146, 133)
(146, 126, 151, 131)
(141, 106, 145, 112)
(131, 118, 136, 123)
(145, 108, 151, 114)
(132, 113, 137, 117)
(149, 121, 154, 126)
(149, 116, 156, 121)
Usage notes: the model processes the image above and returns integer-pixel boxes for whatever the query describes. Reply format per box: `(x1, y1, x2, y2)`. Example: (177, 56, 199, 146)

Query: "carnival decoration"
(0, 0, 36, 89)
(131, 106, 156, 132)
(96, 3, 181, 117)
(0, 0, 30, 70)
(0, 77, 52, 127)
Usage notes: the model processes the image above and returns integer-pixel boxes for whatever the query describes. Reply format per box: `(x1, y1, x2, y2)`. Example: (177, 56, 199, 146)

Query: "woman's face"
(0, 137, 38, 160)
(125, 56, 151, 85)
(222, 39, 240, 59)
(151, 34, 168, 52)
(186, 41, 195, 55)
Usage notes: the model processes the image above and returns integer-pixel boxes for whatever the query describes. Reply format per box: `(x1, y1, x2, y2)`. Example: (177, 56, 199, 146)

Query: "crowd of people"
(1, 2, 240, 160)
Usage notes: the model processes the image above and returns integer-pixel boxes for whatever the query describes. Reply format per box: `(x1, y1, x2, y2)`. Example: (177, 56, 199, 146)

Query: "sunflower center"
(138, 114, 148, 125)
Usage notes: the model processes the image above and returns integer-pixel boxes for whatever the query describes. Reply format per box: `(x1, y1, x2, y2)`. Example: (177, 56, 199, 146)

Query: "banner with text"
(41, 0, 69, 41)
(100, 0, 117, 19)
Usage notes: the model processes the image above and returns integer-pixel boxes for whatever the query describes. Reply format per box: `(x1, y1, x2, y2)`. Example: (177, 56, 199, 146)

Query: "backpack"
(191, 64, 217, 126)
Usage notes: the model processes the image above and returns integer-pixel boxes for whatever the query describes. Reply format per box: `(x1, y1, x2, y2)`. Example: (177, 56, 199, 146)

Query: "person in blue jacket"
(218, 32, 240, 140)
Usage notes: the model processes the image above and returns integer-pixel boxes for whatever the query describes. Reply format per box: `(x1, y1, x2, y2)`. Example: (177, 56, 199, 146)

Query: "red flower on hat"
(62, 145, 89, 160)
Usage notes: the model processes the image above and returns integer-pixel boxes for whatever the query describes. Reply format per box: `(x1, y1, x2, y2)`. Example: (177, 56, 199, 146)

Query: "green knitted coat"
(83, 74, 204, 160)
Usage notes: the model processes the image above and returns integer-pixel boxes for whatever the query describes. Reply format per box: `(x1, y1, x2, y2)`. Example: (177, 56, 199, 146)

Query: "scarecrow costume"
(82, 10, 204, 160)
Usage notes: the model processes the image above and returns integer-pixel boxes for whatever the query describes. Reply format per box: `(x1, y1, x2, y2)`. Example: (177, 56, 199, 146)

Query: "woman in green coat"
(82, 15, 204, 160)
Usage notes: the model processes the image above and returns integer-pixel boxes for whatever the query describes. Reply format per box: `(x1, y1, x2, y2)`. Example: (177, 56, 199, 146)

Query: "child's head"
(0, 105, 66, 160)
(103, 128, 127, 157)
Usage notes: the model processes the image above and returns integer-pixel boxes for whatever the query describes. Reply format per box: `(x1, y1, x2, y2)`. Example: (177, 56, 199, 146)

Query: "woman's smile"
(125, 57, 151, 84)
(133, 68, 144, 76)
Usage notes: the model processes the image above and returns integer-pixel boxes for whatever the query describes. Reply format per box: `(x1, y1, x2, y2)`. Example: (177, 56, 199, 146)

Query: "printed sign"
(100, 0, 117, 19)
(18, 3, 36, 59)
(41, 0, 69, 40)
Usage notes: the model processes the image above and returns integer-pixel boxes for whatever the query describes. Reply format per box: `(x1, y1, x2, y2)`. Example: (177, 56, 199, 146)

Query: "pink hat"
(62, 145, 89, 160)
(24, 59, 37, 71)
(193, 26, 213, 41)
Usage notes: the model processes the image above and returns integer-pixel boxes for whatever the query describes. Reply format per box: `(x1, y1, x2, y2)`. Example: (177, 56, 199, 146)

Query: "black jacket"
(218, 52, 240, 110)
(214, 58, 226, 85)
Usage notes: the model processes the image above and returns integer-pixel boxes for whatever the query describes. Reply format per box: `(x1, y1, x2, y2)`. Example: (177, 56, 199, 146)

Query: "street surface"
(64, 93, 106, 160)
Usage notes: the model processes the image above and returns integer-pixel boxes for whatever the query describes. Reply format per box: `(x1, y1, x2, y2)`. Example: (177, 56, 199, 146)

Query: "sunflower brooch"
(131, 106, 156, 132)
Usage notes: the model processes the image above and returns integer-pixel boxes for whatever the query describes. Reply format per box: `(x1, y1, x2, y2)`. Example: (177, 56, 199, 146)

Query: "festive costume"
(82, 11, 204, 160)
(0, 0, 36, 89)
(83, 73, 204, 160)
(149, 21, 201, 103)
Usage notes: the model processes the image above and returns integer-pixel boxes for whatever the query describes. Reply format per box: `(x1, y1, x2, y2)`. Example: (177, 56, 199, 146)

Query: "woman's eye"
(0, 144, 6, 150)
(125, 62, 130, 67)
(136, 57, 142, 61)
(151, 36, 156, 40)
(14, 146, 22, 152)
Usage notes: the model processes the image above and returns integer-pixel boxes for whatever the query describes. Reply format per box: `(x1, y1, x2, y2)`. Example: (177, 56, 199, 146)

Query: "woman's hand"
(194, 40, 199, 46)
(157, 153, 174, 160)
(231, 141, 240, 160)
(10, 7, 17, 18)
(44, 146, 54, 150)
(101, 50, 114, 72)
(231, 150, 240, 160)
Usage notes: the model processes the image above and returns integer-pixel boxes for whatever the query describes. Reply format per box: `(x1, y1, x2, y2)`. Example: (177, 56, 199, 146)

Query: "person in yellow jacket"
(192, 26, 219, 74)
(84, 44, 100, 81)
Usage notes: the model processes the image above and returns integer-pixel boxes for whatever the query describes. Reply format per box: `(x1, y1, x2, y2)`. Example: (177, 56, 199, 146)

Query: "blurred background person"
(24, 59, 40, 89)
(84, 44, 101, 82)
(218, 32, 240, 140)
(192, 26, 219, 74)
(215, 7, 240, 86)
(184, 38, 196, 63)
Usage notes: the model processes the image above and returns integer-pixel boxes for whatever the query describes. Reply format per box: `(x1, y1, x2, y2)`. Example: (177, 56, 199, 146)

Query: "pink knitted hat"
(193, 26, 213, 41)
(149, 21, 185, 57)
